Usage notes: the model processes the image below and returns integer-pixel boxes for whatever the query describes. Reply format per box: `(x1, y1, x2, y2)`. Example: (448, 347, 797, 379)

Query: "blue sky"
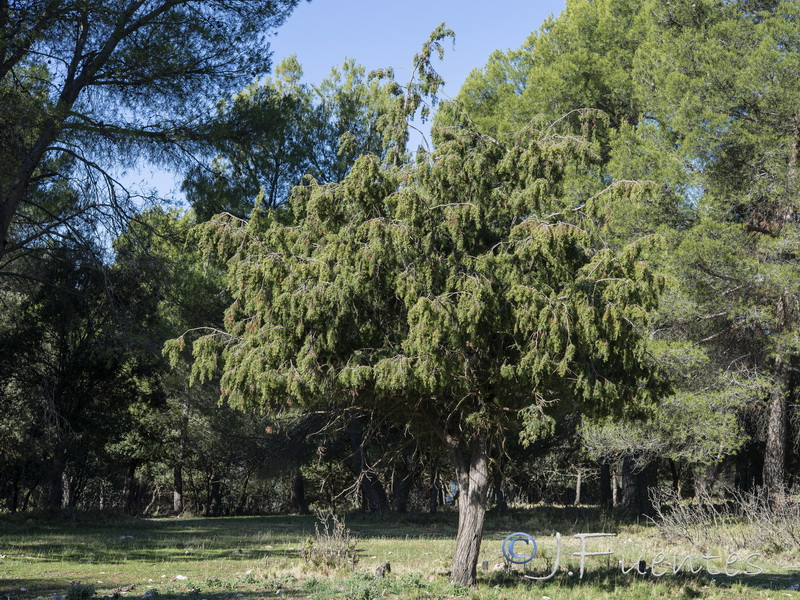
(269, 0, 565, 100)
(142, 0, 566, 199)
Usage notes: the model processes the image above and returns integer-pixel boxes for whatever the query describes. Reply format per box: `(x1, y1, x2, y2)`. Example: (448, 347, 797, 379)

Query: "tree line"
(1, 0, 800, 588)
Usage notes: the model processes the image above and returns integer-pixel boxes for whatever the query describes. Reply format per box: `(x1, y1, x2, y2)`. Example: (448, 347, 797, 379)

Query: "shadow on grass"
(479, 565, 800, 595)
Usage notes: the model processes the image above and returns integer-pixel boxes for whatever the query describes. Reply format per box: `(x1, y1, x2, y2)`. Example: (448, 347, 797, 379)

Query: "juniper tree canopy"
(170, 31, 665, 580)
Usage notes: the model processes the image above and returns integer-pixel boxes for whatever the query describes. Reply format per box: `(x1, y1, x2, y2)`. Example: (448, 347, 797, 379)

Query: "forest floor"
(1, 506, 799, 599)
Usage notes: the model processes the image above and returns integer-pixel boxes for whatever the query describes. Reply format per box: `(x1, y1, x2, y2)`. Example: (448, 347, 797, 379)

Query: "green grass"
(0, 507, 799, 599)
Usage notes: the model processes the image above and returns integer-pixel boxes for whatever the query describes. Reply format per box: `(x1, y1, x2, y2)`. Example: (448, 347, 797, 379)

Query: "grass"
(0, 507, 799, 599)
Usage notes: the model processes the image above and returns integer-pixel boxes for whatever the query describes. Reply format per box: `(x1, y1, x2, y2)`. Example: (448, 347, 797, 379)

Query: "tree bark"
(208, 472, 222, 516)
(347, 418, 389, 514)
(763, 380, 788, 507)
(492, 468, 508, 513)
(47, 446, 66, 510)
(450, 436, 490, 587)
(620, 457, 656, 517)
(391, 466, 413, 513)
(599, 462, 612, 508)
(289, 468, 309, 514)
(173, 464, 184, 514)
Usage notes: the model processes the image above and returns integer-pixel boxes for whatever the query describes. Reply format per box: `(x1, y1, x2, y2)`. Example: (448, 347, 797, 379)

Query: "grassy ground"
(1, 507, 799, 599)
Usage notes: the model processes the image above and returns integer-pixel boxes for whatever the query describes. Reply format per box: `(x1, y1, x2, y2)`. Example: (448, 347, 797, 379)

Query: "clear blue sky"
(270, 0, 565, 101)
(143, 0, 566, 199)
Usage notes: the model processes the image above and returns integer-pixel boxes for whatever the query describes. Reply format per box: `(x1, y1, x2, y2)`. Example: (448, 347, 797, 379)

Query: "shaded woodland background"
(1, 0, 799, 525)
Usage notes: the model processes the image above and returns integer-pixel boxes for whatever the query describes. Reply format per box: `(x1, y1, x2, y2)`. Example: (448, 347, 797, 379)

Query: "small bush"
(66, 582, 95, 600)
(651, 487, 800, 552)
(300, 511, 359, 569)
(343, 571, 384, 600)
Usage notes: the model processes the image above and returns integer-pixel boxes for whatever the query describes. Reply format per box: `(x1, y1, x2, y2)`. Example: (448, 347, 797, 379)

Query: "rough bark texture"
(763, 382, 788, 507)
(450, 436, 490, 587)
(173, 464, 184, 514)
(694, 462, 721, 501)
(620, 457, 656, 517)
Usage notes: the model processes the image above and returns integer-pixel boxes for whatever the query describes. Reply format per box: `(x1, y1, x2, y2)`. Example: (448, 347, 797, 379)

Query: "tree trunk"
(620, 457, 656, 517)
(173, 464, 184, 514)
(289, 468, 309, 514)
(599, 462, 612, 508)
(391, 467, 413, 513)
(47, 446, 66, 510)
(208, 473, 222, 516)
(450, 436, 490, 587)
(763, 381, 788, 507)
(492, 468, 508, 513)
(348, 418, 389, 514)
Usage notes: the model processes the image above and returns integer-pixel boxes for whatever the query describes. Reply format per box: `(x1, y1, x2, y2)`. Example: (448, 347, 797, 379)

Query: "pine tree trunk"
(492, 469, 508, 513)
(621, 457, 656, 516)
(450, 436, 490, 587)
(47, 446, 66, 510)
(599, 463, 612, 508)
(208, 473, 222, 516)
(289, 468, 309, 514)
(763, 381, 787, 507)
(173, 464, 184, 514)
(391, 467, 413, 513)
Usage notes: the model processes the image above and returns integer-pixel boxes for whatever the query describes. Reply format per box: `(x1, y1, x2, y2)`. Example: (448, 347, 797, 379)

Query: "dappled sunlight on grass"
(0, 509, 799, 599)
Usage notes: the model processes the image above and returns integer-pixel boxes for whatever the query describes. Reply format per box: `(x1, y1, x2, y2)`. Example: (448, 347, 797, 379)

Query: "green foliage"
(65, 582, 95, 600)
(0, 0, 303, 264)
(182, 105, 664, 450)
(183, 56, 392, 219)
(300, 512, 360, 570)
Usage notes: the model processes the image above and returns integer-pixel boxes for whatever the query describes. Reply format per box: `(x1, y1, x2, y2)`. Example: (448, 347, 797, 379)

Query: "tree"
(459, 0, 800, 509)
(0, 241, 144, 509)
(183, 56, 391, 220)
(169, 29, 665, 586)
(0, 0, 305, 267)
(633, 0, 800, 506)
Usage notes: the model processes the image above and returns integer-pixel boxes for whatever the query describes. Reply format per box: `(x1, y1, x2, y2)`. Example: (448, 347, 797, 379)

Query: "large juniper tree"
(170, 30, 664, 586)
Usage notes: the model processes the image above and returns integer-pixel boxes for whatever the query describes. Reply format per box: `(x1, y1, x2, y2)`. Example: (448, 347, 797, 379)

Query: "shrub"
(651, 487, 800, 553)
(300, 511, 359, 569)
(66, 582, 95, 600)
